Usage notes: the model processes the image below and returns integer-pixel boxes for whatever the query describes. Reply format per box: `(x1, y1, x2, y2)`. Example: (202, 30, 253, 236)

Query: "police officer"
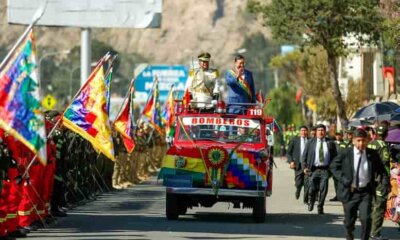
(186, 52, 220, 110)
(368, 124, 390, 240)
(340, 126, 356, 149)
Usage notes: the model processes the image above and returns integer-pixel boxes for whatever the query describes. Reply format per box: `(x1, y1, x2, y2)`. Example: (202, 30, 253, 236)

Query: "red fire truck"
(158, 101, 273, 222)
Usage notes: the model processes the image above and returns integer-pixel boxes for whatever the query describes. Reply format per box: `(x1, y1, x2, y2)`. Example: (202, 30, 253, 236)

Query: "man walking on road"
(302, 124, 337, 214)
(287, 125, 309, 203)
(330, 128, 389, 240)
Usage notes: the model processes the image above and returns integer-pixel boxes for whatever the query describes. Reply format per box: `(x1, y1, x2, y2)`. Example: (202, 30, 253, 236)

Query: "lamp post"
(69, 66, 80, 101)
(38, 49, 70, 96)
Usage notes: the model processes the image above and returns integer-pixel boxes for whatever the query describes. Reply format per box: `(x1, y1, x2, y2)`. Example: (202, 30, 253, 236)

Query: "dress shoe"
(17, 227, 30, 235)
(0, 236, 16, 240)
(345, 233, 354, 240)
(317, 208, 324, 214)
(308, 202, 314, 212)
(295, 190, 300, 200)
(52, 210, 67, 217)
(7, 229, 27, 238)
(329, 196, 338, 202)
(370, 235, 388, 240)
(21, 225, 37, 232)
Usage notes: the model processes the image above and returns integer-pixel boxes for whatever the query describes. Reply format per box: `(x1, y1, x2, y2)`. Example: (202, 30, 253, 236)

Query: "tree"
(239, 32, 279, 92)
(269, 46, 367, 123)
(265, 85, 304, 126)
(248, 0, 384, 126)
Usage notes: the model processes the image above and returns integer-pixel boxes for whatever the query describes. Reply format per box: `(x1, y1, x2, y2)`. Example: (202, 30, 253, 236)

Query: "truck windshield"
(177, 116, 262, 143)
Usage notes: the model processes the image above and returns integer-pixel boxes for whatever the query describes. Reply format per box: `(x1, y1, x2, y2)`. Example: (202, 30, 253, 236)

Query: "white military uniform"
(186, 68, 221, 109)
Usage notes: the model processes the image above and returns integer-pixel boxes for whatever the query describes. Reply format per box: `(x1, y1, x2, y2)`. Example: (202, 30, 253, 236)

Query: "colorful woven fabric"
(62, 54, 115, 161)
(161, 85, 176, 137)
(225, 150, 268, 189)
(142, 81, 164, 136)
(0, 29, 47, 164)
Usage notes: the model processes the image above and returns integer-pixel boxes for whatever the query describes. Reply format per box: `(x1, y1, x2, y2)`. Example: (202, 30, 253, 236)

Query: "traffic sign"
(42, 94, 57, 110)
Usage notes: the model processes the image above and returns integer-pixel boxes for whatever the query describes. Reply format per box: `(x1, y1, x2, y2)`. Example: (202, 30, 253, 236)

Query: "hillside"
(0, 0, 270, 69)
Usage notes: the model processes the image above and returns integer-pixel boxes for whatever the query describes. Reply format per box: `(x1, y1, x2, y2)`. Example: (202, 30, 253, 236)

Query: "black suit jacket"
(287, 136, 309, 171)
(329, 147, 389, 203)
(301, 137, 337, 171)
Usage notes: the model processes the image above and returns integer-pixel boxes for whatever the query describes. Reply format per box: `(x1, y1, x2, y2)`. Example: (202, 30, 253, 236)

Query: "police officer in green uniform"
(339, 126, 356, 149)
(368, 124, 390, 240)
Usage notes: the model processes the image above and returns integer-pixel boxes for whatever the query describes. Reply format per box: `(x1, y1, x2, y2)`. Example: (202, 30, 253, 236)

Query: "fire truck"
(158, 100, 273, 222)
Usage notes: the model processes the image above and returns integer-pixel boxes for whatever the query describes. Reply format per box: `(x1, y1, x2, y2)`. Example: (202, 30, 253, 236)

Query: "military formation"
(112, 120, 166, 189)
(0, 112, 166, 240)
(285, 122, 399, 240)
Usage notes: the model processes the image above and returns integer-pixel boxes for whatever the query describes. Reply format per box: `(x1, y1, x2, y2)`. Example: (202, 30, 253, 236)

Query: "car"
(158, 101, 273, 222)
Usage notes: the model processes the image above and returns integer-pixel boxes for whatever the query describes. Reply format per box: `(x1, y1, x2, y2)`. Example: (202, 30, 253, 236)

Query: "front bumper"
(166, 187, 266, 197)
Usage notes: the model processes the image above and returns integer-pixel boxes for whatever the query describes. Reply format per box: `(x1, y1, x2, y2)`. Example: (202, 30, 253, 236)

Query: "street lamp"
(69, 66, 80, 101)
(38, 49, 70, 96)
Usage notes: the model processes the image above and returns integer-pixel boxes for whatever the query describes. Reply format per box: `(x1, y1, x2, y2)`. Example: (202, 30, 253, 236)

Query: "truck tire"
(252, 197, 266, 223)
(178, 204, 187, 215)
(166, 193, 179, 220)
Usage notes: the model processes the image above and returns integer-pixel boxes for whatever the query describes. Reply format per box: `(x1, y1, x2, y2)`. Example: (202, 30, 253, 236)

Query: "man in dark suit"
(287, 125, 309, 203)
(302, 124, 337, 214)
(330, 128, 389, 240)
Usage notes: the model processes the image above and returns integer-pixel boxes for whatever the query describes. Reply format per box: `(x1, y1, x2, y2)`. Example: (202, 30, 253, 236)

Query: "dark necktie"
(355, 152, 362, 188)
(319, 140, 324, 164)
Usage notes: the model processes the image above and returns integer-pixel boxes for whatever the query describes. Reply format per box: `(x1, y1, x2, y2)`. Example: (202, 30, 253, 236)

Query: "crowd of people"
(285, 122, 400, 240)
(0, 112, 165, 240)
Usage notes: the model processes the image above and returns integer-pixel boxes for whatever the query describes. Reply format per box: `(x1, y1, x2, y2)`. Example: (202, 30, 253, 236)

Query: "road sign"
(42, 94, 57, 110)
(134, 64, 188, 103)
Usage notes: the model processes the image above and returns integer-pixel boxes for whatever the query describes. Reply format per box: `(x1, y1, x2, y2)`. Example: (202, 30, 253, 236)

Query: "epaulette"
(189, 68, 196, 76)
(209, 69, 219, 78)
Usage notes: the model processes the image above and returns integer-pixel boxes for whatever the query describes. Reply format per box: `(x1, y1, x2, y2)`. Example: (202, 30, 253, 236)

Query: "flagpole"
(21, 116, 63, 179)
(62, 52, 113, 113)
(0, 5, 47, 69)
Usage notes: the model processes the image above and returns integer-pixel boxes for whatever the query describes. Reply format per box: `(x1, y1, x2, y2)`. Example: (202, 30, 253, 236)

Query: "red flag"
(295, 89, 302, 103)
(256, 90, 266, 105)
(142, 81, 164, 136)
(113, 82, 135, 153)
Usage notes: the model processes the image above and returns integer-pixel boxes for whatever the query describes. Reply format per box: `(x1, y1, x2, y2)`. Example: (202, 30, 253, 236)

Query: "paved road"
(27, 157, 400, 240)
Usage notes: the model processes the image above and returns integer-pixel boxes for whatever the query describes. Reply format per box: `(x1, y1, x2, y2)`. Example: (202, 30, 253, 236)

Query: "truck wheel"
(178, 204, 187, 215)
(252, 197, 266, 223)
(166, 193, 179, 220)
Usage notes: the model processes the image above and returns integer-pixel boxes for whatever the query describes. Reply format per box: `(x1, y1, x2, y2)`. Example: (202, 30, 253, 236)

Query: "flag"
(161, 85, 176, 137)
(0, 29, 47, 164)
(113, 81, 135, 153)
(295, 89, 302, 104)
(256, 90, 266, 105)
(62, 54, 115, 161)
(142, 81, 164, 136)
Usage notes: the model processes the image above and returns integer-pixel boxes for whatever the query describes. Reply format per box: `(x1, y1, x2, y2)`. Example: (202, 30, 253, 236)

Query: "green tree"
(265, 85, 303, 126)
(269, 47, 366, 122)
(248, 0, 384, 126)
(239, 32, 279, 92)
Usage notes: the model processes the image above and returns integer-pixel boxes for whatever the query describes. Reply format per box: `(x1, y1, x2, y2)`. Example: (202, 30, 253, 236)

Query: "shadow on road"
(27, 178, 400, 240)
